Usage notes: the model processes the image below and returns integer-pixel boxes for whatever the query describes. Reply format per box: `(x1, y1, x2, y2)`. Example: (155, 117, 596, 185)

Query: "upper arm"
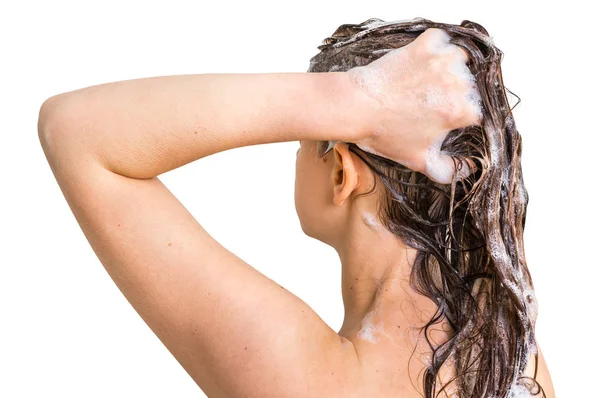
(39, 127, 360, 397)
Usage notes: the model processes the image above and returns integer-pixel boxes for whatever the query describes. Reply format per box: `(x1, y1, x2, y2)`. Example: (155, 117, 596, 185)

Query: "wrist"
(309, 71, 378, 143)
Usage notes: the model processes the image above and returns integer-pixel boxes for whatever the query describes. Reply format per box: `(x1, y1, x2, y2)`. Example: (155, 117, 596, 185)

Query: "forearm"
(39, 72, 374, 179)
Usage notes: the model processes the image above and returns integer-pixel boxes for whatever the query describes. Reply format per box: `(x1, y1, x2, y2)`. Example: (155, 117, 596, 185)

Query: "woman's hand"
(347, 27, 483, 184)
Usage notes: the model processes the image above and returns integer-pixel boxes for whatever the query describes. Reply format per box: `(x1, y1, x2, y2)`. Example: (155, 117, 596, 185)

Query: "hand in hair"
(347, 27, 482, 184)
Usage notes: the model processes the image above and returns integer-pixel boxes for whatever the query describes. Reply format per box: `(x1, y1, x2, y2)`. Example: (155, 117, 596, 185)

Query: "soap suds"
(360, 17, 424, 31)
(424, 135, 473, 184)
(426, 29, 453, 55)
(508, 382, 535, 398)
(356, 299, 404, 348)
(347, 28, 483, 183)
(348, 58, 396, 108)
(423, 28, 483, 121)
(450, 62, 483, 121)
(425, 87, 449, 108)
(362, 211, 384, 232)
(312, 18, 537, 397)
(357, 309, 381, 343)
(372, 48, 394, 55)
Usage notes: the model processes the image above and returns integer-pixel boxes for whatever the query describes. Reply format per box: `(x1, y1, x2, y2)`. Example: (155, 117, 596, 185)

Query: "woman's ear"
(331, 143, 359, 206)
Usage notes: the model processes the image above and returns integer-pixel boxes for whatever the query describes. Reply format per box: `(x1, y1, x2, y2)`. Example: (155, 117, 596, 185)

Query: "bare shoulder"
(338, 335, 556, 398)
(528, 345, 556, 398)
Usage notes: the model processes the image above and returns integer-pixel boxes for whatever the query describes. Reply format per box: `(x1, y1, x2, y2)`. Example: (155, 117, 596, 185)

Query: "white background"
(1, 1, 596, 396)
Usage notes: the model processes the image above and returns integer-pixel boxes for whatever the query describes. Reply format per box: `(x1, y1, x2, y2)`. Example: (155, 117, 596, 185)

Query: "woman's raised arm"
(35, 28, 479, 397)
(38, 29, 480, 183)
(38, 71, 371, 179)
(36, 71, 371, 398)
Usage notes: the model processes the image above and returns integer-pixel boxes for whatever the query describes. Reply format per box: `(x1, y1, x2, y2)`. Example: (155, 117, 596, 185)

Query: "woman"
(37, 16, 554, 398)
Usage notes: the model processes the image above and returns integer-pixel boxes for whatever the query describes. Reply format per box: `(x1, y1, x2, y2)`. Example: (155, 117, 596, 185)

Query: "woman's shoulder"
(525, 345, 555, 398)
(338, 334, 555, 398)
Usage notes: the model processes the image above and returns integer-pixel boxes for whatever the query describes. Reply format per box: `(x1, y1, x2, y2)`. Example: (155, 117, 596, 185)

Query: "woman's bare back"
(338, 324, 555, 397)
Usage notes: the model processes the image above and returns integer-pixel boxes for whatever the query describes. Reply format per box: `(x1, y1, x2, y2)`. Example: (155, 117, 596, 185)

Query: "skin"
(295, 138, 555, 397)
(38, 27, 553, 397)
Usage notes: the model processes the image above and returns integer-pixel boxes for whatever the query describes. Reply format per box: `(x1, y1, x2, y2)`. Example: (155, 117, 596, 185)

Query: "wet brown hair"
(307, 18, 544, 397)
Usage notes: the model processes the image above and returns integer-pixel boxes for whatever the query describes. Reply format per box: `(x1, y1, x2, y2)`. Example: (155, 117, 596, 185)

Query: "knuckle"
(443, 101, 465, 124)
(427, 56, 443, 71)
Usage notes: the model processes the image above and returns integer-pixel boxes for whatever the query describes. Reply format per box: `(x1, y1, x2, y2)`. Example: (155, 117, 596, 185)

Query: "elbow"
(37, 94, 74, 156)
(37, 94, 106, 173)
(38, 95, 63, 134)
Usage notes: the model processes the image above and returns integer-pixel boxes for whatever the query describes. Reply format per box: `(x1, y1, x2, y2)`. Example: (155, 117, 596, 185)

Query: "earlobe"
(331, 143, 359, 206)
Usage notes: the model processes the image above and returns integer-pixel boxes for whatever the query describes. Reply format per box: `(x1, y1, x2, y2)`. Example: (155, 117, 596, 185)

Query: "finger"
(422, 27, 450, 43)
(465, 87, 484, 125)
(423, 28, 453, 55)
(454, 44, 470, 65)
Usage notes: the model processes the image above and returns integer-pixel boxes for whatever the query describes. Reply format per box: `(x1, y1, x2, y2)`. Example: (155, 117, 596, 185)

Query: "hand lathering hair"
(307, 17, 544, 397)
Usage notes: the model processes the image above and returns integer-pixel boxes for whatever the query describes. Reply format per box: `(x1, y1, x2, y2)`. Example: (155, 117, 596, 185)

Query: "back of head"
(308, 17, 542, 397)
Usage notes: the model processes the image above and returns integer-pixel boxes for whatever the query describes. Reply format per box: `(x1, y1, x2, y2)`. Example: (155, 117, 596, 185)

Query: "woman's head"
(294, 139, 387, 247)
(296, 17, 543, 397)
